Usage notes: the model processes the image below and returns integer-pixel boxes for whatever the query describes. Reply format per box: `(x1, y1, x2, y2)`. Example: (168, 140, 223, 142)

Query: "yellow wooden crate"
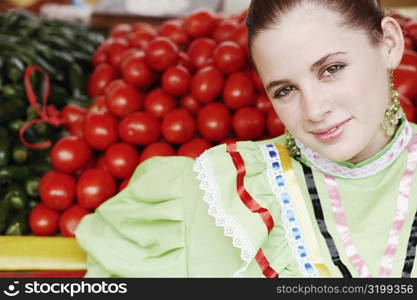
(0, 236, 86, 271)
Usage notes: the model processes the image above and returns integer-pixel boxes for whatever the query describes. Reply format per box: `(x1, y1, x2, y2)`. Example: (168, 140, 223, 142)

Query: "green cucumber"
(12, 144, 30, 164)
(0, 165, 31, 182)
(0, 126, 10, 167)
(4, 183, 28, 210)
(0, 197, 11, 234)
(24, 176, 41, 198)
(5, 210, 29, 236)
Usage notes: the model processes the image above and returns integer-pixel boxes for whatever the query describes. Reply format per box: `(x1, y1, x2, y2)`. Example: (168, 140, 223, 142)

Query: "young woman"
(75, 0, 416, 278)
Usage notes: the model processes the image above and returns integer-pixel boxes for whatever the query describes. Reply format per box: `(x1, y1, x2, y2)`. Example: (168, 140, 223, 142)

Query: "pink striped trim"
(324, 134, 417, 277)
(324, 174, 372, 277)
(379, 134, 417, 276)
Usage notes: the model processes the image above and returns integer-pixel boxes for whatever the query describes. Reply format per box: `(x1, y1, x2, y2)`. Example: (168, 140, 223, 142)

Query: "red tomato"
(223, 72, 256, 110)
(87, 63, 119, 98)
(40, 171, 76, 211)
(29, 204, 60, 236)
(404, 38, 414, 51)
(180, 94, 201, 115)
(105, 143, 140, 179)
(161, 108, 196, 144)
(118, 111, 161, 145)
(83, 113, 119, 151)
(400, 49, 417, 68)
(139, 142, 176, 163)
(183, 9, 217, 38)
(77, 168, 117, 210)
(105, 82, 144, 118)
(61, 105, 86, 129)
(88, 96, 109, 115)
(162, 65, 191, 96)
(399, 94, 416, 122)
(131, 22, 158, 35)
(119, 48, 144, 67)
(51, 136, 92, 174)
(231, 23, 249, 54)
(110, 23, 132, 39)
(105, 37, 130, 68)
(118, 177, 130, 192)
(212, 19, 239, 43)
(96, 154, 111, 172)
(121, 54, 156, 89)
(129, 30, 156, 50)
(177, 138, 212, 159)
(187, 38, 216, 69)
(145, 37, 179, 71)
(233, 107, 265, 140)
(255, 94, 273, 114)
(404, 21, 417, 45)
(178, 51, 195, 74)
(394, 65, 417, 101)
(68, 120, 85, 138)
(159, 19, 189, 46)
(92, 44, 107, 67)
(73, 156, 96, 180)
(144, 88, 177, 119)
(267, 110, 285, 137)
(191, 66, 225, 104)
(104, 79, 125, 95)
(250, 69, 265, 92)
(59, 204, 90, 237)
(197, 102, 232, 142)
(213, 41, 246, 74)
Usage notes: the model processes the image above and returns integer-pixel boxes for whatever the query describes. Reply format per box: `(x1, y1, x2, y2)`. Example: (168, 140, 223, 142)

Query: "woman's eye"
(274, 86, 295, 98)
(321, 64, 345, 78)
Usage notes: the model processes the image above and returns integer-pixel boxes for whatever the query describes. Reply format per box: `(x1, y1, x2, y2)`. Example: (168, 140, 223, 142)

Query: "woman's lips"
(309, 118, 352, 143)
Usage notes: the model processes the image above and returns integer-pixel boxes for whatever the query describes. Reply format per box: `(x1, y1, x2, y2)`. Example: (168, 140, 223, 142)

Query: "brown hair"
(246, 0, 385, 50)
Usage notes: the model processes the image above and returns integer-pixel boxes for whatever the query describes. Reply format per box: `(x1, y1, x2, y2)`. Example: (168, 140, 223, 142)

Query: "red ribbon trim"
(226, 142, 275, 232)
(19, 65, 63, 149)
(226, 141, 278, 278)
(256, 249, 279, 278)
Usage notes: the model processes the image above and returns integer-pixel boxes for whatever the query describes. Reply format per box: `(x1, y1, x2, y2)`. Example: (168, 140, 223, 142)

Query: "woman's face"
(252, 5, 403, 163)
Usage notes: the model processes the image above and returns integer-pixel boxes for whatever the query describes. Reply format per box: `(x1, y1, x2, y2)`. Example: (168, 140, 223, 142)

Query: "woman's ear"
(380, 16, 405, 70)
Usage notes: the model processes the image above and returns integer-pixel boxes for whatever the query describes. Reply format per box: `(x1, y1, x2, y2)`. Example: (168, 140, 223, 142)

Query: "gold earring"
(285, 129, 301, 159)
(381, 70, 403, 137)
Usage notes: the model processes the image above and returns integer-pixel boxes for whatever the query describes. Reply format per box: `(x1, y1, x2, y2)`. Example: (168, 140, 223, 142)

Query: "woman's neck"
(347, 125, 399, 165)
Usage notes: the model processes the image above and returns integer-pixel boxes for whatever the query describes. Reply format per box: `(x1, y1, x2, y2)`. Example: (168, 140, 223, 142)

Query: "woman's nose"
(300, 87, 333, 122)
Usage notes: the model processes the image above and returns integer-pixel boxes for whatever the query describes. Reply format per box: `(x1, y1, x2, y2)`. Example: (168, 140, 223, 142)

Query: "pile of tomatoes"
(29, 9, 417, 237)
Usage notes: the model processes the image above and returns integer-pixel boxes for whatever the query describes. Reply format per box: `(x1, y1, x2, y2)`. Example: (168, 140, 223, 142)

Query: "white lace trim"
(260, 144, 319, 278)
(193, 152, 256, 277)
(296, 121, 413, 179)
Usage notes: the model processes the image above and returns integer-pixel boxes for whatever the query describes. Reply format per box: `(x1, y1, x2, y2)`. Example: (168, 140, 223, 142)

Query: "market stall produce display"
(2, 7, 417, 241)
(0, 9, 106, 237)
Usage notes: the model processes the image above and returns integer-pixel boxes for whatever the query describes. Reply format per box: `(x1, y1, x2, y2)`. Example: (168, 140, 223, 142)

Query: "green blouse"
(75, 120, 417, 278)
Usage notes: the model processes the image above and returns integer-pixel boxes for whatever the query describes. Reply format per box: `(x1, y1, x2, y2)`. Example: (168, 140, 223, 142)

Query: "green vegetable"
(0, 197, 11, 234)
(5, 209, 29, 236)
(0, 99, 25, 123)
(0, 126, 10, 167)
(7, 119, 25, 136)
(12, 144, 30, 164)
(24, 175, 41, 198)
(6, 56, 25, 83)
(0, 165, 31, 182)
(4, 183, 28, 210)
(27, 161, 52, 176)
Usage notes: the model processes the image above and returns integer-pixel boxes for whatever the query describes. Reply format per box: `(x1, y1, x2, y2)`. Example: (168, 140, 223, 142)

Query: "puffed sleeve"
(75, 156, 198, 278)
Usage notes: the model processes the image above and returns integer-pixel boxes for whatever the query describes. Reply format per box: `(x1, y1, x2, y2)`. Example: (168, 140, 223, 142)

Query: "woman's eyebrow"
(310, 51, 347, 71)
(266, 51, 347, 92)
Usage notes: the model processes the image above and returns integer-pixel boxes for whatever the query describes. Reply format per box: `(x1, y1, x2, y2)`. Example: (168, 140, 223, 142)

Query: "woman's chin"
(309, 142, 361, 163)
